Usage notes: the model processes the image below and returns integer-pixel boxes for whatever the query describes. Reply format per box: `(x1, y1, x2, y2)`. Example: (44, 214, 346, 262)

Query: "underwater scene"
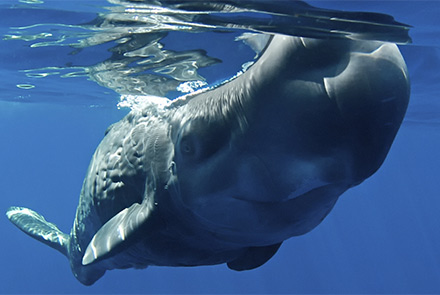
(1, 0, 439, 293)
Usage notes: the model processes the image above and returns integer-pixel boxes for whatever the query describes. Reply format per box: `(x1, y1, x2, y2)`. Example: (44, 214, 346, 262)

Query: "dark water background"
(0, 0, 439, 293)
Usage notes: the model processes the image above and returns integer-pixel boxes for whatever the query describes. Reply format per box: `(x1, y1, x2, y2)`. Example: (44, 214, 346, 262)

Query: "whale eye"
(181, 141, 192, 154)
(179, 135, 197, 156)
(176, 119, 230, 163)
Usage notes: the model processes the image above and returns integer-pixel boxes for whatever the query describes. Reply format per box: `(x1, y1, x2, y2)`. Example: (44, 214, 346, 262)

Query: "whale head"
(165, 35, 409, 246)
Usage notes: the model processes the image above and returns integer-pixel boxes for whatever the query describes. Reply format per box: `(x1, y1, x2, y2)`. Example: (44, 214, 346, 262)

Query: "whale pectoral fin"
(6, 206, 69, 256)
(82, 201, 154, 266)
(227, 242, 282, 271)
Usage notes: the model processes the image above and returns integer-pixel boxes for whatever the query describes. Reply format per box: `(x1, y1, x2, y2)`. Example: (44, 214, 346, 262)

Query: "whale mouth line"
(232, 183, 335, 205)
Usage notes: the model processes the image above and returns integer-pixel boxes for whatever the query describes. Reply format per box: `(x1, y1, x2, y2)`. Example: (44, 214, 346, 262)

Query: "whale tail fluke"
(6, 206, 69, 257)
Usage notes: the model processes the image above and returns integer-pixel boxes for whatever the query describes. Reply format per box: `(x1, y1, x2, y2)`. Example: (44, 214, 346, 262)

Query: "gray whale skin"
(7, 35, 409, 285)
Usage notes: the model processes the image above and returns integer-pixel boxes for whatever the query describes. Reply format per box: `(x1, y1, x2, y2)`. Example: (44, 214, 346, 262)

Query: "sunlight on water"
(2, 0, 411, 107)
(19, 0, 43, 4)
(5, 23, 91, 46)
(16, 83, 35, 89)
(3, 0, 438, 124)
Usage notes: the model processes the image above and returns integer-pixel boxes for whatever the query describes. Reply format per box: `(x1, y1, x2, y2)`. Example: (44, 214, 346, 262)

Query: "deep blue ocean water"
(1, 0, 439, 293)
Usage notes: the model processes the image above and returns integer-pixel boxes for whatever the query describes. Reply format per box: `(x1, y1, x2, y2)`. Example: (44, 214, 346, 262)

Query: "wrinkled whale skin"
(7, 35, 409, 285)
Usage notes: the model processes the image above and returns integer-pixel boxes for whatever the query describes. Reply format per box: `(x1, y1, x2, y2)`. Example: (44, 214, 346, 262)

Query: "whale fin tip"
(82, 202, 153, 266)
(227, 242, 282, 271)
(6, 206, 69, 256)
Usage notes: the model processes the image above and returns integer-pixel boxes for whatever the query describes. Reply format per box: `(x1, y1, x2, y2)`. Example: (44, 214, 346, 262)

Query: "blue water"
(1, 0, 440, 293)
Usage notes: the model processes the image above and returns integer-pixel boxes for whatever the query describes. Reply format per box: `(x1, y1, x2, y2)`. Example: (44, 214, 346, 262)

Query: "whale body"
(7, 34, 409, 285)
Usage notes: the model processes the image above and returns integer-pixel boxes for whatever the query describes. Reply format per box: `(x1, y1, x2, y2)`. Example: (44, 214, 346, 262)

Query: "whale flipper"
(6, 206, 69, 256)
(82, 201, 155, 266)
(227, 243, 282, 271)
